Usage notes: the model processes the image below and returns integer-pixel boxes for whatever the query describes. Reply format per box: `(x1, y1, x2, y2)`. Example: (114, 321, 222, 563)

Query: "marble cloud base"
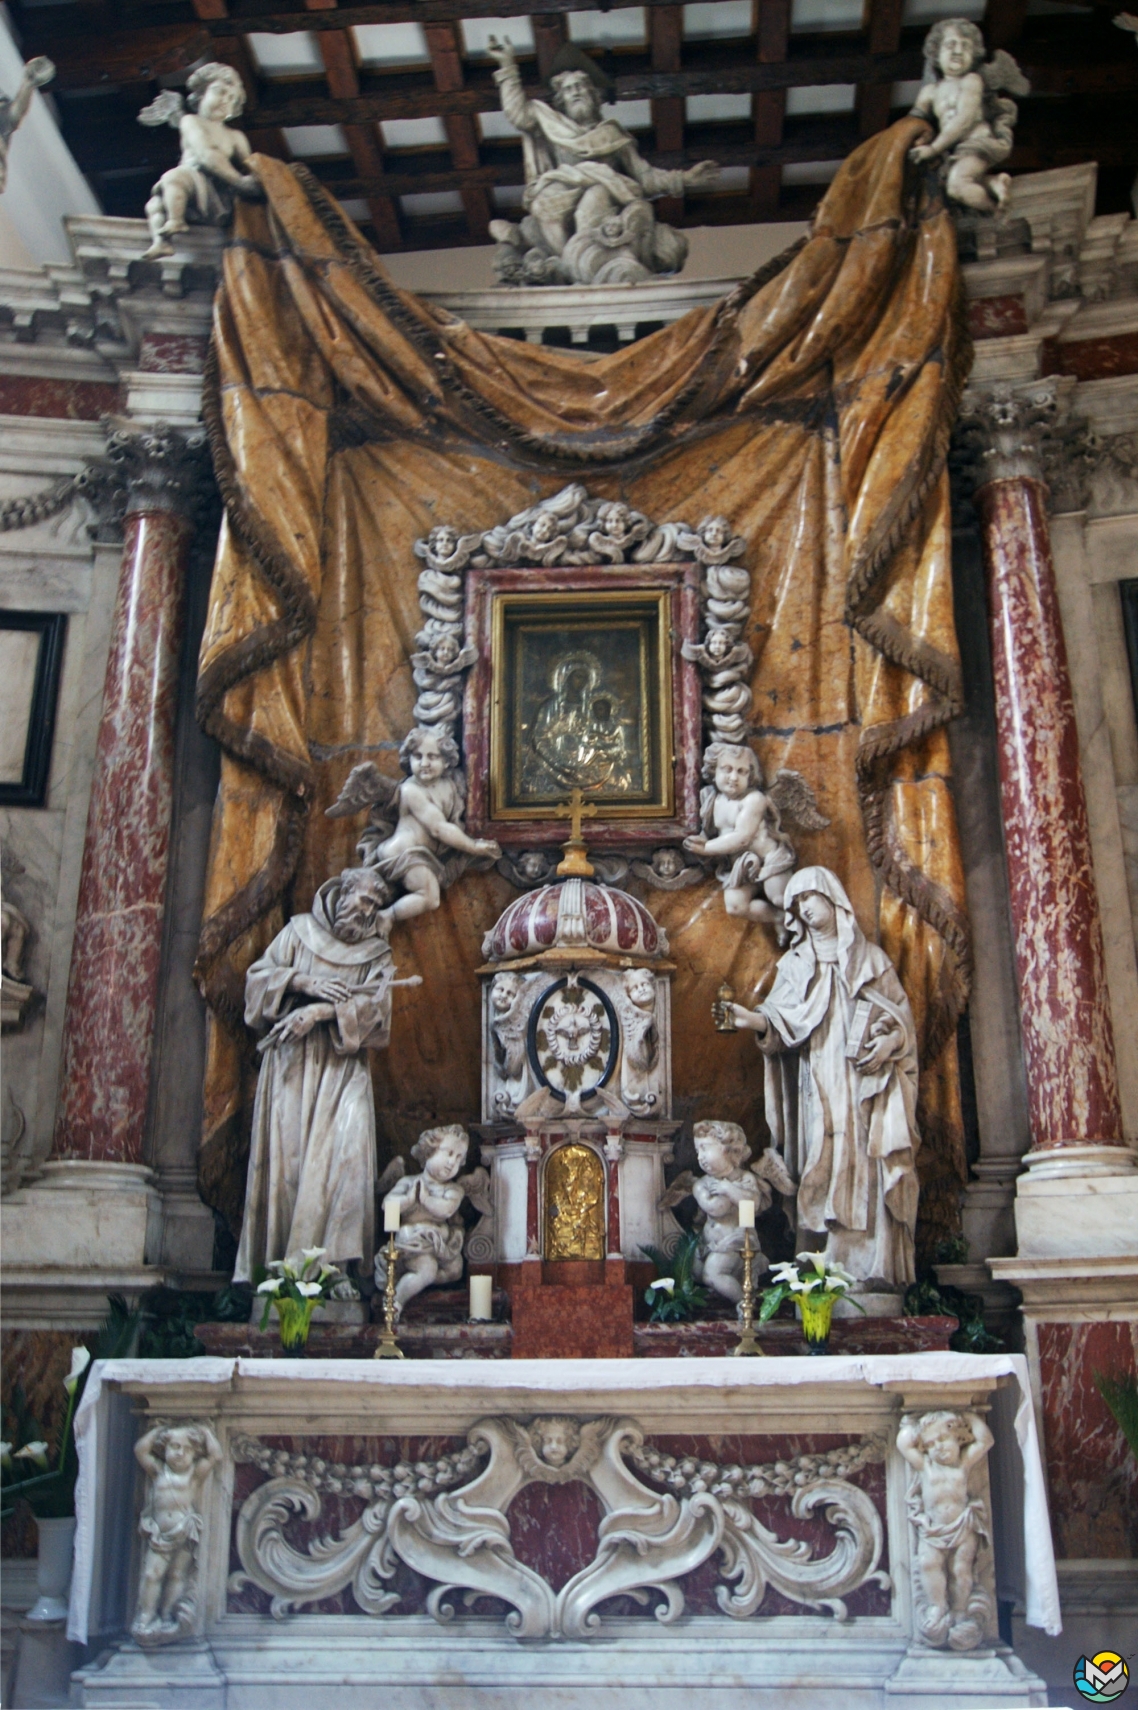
(69, 1357, 1057, 1709)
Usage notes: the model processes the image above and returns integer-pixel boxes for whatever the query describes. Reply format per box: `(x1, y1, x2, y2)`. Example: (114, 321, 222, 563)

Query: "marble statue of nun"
(234, 867, 406, 1283)
(729, 865, 920, 1288)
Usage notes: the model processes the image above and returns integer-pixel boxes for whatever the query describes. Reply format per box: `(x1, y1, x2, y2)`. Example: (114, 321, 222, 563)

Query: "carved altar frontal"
(71, 1357, 1050, 1709)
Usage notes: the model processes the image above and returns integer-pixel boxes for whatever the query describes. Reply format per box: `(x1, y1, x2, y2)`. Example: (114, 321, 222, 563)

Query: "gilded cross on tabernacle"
(553, 787, 598, 877)
(553, 788, 598, 845)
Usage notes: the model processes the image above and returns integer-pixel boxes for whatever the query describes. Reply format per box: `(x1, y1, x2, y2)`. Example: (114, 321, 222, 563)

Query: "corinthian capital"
(955, 380, 1062, 489)
(103, 422, 211, 519)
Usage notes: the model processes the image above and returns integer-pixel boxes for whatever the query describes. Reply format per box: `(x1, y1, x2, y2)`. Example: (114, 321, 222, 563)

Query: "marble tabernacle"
(67, 1356, 1056, 1709)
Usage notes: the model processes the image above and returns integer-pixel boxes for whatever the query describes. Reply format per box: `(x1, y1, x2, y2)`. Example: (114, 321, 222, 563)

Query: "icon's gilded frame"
(463, 561, 703, 850)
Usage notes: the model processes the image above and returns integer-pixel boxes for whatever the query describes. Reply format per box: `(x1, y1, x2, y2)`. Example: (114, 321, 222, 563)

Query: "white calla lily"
(14, 1441, 49, 1468)
(63, 1345, 92, 1394)
(295, 1281, 323, 1298)
(0, 1441, 12, 1469)
(257, 1277, 283, 1294)
(646, 1277, 676, 1294)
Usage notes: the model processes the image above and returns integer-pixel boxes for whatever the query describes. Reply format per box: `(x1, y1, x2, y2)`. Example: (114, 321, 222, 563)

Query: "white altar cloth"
(68, 1351, 1060, 1646)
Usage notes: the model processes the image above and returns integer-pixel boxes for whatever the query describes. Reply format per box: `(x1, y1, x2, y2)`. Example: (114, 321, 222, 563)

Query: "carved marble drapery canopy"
(195, 123, 970, 1252)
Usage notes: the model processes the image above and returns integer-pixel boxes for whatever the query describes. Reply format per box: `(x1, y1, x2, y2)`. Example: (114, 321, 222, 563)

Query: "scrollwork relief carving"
(230, 1417, 889, 1637)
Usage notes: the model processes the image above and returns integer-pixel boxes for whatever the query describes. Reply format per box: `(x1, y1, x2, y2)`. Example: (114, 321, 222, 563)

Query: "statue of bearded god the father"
(487, 37, 718, 286)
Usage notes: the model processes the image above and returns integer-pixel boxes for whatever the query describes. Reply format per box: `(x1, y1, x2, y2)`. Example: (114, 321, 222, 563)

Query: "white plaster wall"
(0, 7, 99, 266)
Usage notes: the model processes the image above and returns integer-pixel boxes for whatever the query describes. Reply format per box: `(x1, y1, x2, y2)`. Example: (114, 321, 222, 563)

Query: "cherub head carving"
(427, 524, 459, 561)
(913, 1410, 975, 1464)
(528, 1417, 581, 1468)
(399, 725, 460, 783)
(410, 1123, 469, 1181)
(922, 17, 985, 80)
(491, 971, 524, 1015)
(693, 1119, 751, 1179)
(186, 62, 245, 120)
(703, 741, 762, 799)
(622, 967, 655, 1011)
(699, 515, 734, 552)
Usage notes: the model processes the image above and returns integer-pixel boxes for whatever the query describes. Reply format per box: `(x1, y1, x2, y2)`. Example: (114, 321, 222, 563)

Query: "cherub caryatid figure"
(0, 55, 54, 195)
(484, 37, 717, 287)
(728, 867, 920, 1291)
(327, 727, 501, 927)
(618, 966, 660, 1115)
(683, 744, 827, 938)
(137, 63, 262, 259)
(131, 1423, 222, 1645)
(235, 867, 421, 1284)
(660, 1120, 796, 1308)
(908, 21, 1029, 213)
(489, 969, 533, 1117)
(897, 1410, 996, 1651)
(375, 1125, 492, 1318)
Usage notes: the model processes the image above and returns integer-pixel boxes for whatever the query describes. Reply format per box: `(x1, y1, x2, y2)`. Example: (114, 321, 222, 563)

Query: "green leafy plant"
(256, 1248, 347, 1348)
(902, 1276, 1003, 1354)
(641, 1232, 709, 1323)
(1, 1295, 137, 1521)
(138, 1283, 253, 1359)
(1094, 1371, 1138, 1459)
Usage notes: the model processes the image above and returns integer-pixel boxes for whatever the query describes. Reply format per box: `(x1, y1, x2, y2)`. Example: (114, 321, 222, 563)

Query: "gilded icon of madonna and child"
(512, 634, 652, 806)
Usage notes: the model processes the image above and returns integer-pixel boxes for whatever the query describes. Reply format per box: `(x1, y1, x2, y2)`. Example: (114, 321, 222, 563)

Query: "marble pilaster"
(962, 379, 1138, 1260)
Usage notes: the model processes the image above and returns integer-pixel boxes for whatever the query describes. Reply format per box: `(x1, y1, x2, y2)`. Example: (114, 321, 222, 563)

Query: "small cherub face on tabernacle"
(706, 628, 732, 663)
(492, 972, 522, 1014)
(795, 890, 837, 937)
(623, 967, 655, 1010)
(517, 851, 550, 881)
(429, 525, 459, 560)
(714, 747, 758, 802)
(701, 516, 733, 551)
(937, 22, 977, 77)
(527, 510, 559, 546)
(533, 1418, 579, 1467)
(600, 503, 634, 541)
(653, 848, 683, 879)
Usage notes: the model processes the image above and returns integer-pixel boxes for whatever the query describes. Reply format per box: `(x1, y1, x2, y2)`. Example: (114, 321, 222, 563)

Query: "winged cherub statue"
(375, 1126, 493, 1318)
(137, 63, 262, 258)
(326, 727, 500, 927)
(683, 743, 828, 940)
(660, 1121, 796, 1309)
(909, 20, 1029, 213)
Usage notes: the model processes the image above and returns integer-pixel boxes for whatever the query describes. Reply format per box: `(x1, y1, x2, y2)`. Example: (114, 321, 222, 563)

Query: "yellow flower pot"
(272, 1297, 318, 1353)
(798, 1291, 836, 1354)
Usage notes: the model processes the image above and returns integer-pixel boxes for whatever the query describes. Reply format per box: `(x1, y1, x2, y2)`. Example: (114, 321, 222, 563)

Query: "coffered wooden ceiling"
(13, 0, 1138, 255)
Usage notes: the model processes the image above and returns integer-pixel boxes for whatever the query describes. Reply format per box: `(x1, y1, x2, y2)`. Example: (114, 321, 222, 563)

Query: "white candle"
(738, 1197, 756, 1230)
(469, 1275, 493, 1321)
(383, 1197, 401, 1233)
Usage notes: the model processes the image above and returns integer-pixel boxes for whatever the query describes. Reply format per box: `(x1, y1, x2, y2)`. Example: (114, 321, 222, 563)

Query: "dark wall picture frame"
(0, 612, 67, 808)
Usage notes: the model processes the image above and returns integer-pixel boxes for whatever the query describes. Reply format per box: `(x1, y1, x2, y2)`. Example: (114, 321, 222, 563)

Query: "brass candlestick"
(373, 1229, 404, 1360)
(731, 1229, 765, 1357)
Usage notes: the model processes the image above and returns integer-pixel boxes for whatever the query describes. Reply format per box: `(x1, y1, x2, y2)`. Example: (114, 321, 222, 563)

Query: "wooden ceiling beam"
(752, 0, 791, 220)
(856, 0, 906, 137)
(649, 5, 684, 224)
(306, 4, 402, 246)
(532, 13, 568, 80)
(424, 22, 491, 243)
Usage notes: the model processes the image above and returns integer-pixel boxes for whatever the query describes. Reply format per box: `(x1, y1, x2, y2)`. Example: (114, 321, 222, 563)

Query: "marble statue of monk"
(234, 867, 417, 1282)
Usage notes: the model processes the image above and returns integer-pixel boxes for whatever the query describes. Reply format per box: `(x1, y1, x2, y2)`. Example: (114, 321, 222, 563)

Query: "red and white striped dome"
(482, 876, 667, 963)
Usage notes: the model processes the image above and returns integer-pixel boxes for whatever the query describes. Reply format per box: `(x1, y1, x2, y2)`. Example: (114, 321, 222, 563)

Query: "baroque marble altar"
(68, 1355, 1055, 1708)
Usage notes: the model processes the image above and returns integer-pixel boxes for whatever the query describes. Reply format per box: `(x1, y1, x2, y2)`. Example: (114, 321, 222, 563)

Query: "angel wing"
(767, 769, 829, 832)
(458, 1165, 493, 1218)
(137, 89, 185, 129)
(377, 1155, 406, 1199)
(326, 762, 399, 820)
(658, 1170, 696, 1211)
(982, 48, 1031, 96)
(750, 1148, 797, 1197)
(1115, 12, 1138, 34)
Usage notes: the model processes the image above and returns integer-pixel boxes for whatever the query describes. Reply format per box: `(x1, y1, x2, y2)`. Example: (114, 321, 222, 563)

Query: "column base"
(1, 1160, 164, 1328)
(883, 1645, 1046, 1705)
(1013, 1145, 1138, 1257)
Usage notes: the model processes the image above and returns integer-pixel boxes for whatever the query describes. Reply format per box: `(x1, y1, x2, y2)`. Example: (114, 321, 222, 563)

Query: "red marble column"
(53, 429, 205, 1164)
(975, 438, 1124, 1155)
